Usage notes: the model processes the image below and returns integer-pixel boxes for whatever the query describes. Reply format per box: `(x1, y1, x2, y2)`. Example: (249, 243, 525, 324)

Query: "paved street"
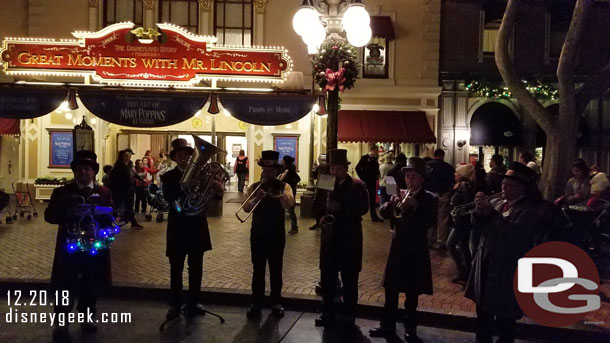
(0, 194, 609, 334)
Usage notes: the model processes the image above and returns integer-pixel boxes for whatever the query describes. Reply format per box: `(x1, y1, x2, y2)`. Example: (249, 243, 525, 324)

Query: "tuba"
(175, 135, 229, 216)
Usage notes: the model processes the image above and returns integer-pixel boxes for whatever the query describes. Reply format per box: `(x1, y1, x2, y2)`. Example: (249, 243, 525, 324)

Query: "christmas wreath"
(312, 40, 360, 92)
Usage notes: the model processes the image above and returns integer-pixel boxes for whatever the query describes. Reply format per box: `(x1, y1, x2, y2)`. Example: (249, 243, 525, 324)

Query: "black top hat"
(283, 155, 295, 165)
(71, 150, 99, 174)
(503, 161, 536, 186)
(329, 149, 350, 166)
(401, 157, 428, 179)
(258, 150, 281, 167)
(169, 138, 194, 160)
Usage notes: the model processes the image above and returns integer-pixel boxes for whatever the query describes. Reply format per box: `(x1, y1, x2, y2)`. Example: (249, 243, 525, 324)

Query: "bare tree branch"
(575, 59, 610, 115)
(495, 0, 554, 133)
(557, 0, 589, 101)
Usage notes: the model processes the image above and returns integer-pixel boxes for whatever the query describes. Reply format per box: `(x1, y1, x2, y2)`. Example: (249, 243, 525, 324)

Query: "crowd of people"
(42, 140, 610, 343)
(100, 149, 174, 230)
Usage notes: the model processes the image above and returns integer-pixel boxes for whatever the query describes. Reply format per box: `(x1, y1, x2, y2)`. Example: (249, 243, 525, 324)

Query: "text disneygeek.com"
(4, 290, 131, 326)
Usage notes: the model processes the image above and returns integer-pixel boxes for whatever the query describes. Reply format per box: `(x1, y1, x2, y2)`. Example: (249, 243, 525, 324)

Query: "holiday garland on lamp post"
(312, 40, 360, 153)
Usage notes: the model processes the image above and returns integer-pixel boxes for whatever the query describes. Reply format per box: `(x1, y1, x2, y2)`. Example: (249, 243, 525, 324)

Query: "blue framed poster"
(49, 130, 73, 168)
(274, 135, 299, 169)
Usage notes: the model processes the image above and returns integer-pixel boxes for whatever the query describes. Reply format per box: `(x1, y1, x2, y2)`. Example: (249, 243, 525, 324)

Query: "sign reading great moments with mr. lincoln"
(0, 23, 292, 86)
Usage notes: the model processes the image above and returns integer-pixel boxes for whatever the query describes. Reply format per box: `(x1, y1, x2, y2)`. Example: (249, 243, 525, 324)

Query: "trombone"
(235, 169, 289, 223)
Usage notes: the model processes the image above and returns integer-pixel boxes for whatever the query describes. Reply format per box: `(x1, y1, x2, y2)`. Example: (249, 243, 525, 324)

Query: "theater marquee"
(0, 22, 293, 86)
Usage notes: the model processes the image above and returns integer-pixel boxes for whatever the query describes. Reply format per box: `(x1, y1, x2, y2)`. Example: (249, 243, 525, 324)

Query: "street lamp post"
(293, 0, 372, 154)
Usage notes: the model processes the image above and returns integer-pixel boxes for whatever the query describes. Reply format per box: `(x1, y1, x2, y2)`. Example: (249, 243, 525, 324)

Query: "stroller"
(0, 190, 13, 224)
(11, 182, 37, 221)
(145, 183, 169, 222)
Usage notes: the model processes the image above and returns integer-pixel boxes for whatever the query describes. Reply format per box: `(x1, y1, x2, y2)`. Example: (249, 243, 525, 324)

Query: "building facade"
(439, 0, 610, 170)
(0, 0, 441, 194)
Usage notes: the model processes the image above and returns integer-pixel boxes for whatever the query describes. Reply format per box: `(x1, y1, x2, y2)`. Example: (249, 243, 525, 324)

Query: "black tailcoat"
(161, 167, 212, 257)
(380, 189, 437, 294)
(317, 175, 369, 272)
(44, 182, 113, 288)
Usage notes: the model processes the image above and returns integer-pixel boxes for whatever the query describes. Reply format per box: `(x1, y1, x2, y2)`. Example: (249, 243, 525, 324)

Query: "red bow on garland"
(324, 68, 346, 92)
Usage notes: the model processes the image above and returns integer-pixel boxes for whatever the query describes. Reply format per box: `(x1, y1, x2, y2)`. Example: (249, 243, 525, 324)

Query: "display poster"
(274, 136, 298, 168)
(50, 130, 73, 168)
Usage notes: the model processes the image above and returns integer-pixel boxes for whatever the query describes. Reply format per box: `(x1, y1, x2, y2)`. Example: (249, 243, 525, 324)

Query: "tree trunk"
(553, 0, 589, 199)
(326, 88, 339, 156)
(494, 0, 593, 200)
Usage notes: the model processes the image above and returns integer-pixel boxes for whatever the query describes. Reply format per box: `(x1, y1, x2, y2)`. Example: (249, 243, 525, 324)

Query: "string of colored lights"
(465, 80, 559, 100)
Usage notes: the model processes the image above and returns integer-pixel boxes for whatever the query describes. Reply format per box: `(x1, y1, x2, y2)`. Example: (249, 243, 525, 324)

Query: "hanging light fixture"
(292, 0, 318, 38)
(342, 0, 370, 33)
(292, 0, 372, 50)
(67, 89, 79, 110)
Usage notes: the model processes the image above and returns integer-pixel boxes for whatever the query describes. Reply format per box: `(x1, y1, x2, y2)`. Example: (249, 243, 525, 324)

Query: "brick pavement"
(0, 196, 608, 332)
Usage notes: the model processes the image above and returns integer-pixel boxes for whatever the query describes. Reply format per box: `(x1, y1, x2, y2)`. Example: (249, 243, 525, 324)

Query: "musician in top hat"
(466, 162, 539, 343)
(161, 138, 224, 319)
(370, 157, 437, 343)
(243, 150, 295, 318)
(45, 150, 112, 341)
(314, 149, 369, 327)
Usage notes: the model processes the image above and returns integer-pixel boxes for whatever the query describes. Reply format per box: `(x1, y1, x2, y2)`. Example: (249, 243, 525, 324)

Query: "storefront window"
(214, 0, 253, 46)
(483, 20, 500, 54)
(159, 0, 199, 33)
(362, 38, 389, 78)
(104, 0, 143, 27)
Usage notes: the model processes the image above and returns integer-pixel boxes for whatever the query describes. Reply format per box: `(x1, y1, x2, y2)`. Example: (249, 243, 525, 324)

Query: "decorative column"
(440, 80, 457, 166)
(254, 0, 268, 45)
(143, 0, 156, 29)
(199, 0, 213, 35)
(88, 0, 99, 31)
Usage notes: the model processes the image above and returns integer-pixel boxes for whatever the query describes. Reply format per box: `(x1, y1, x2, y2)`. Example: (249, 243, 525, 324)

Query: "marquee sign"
(0, 22, 292, 86)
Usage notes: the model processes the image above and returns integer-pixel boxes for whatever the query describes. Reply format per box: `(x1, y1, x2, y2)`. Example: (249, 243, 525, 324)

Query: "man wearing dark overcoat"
(45, 150, 112, 341)
(162, 138, 224, 319)
(370, 157, 437, 343)
(243, 150, 295, 319)
(356, 143, 383, 222)
(466, 162, 539, 343)
(314, 149, 369, 327)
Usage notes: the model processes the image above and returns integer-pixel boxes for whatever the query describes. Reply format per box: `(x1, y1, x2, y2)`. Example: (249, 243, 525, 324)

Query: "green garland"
(465, 80, 559, 100)
(312, 40, 360, 91)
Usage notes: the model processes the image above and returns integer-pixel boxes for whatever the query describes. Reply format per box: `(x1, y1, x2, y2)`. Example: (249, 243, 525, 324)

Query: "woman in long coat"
(370, 157, 437, 343)
(110, 149, 142, 228)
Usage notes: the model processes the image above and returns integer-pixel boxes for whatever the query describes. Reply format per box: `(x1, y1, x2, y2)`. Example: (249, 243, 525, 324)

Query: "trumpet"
(235, 169, 288, 223)
(393, 188, 413, 219)
(450, 193, 503, 218)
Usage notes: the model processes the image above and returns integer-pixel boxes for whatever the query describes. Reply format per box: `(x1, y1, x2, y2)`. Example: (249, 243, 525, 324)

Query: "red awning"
(0, 119, 20, 136)
(371, 16, 395, 40)
(338, 110, 436, 143)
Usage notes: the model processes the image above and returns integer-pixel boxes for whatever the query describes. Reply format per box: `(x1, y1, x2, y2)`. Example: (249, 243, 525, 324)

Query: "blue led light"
(90, 249, 97, 255)
(68, 244, 77, 251)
